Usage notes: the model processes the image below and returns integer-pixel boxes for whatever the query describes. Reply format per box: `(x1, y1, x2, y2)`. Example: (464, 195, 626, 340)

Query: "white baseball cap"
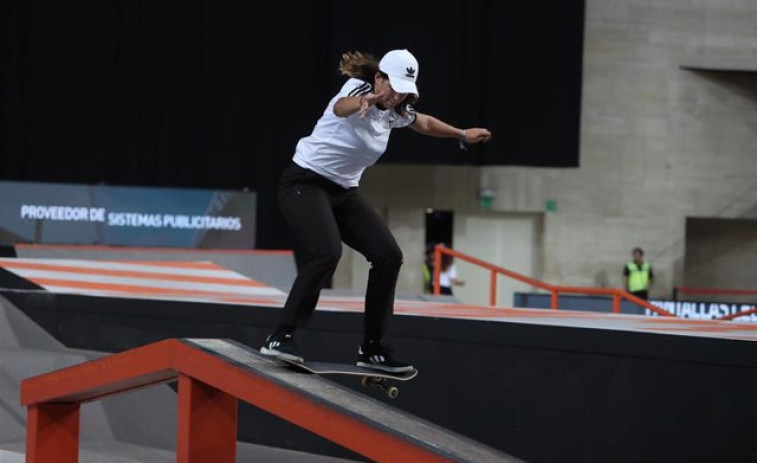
(379, 49, 419, 96)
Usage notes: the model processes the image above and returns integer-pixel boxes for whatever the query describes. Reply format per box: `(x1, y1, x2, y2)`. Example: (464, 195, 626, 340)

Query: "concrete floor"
(0, 440, 360, 463)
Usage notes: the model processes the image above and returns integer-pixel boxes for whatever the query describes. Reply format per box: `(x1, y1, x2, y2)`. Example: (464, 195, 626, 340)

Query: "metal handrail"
(716, 306, 757, 321)
(22, 338, 497, 463)
(432, 244, 674, 317)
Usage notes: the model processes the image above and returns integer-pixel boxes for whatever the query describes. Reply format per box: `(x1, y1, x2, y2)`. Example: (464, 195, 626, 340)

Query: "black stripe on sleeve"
(348, 82, 372, 97)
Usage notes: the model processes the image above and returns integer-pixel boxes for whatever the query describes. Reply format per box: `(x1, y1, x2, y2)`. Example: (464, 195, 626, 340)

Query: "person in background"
(422, 245, 435, 294)
(623, 247, 653, 300)
(439, 254, 465, 296)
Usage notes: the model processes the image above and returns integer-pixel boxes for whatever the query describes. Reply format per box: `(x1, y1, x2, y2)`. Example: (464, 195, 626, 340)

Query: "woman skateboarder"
(261, 49, 491, 372)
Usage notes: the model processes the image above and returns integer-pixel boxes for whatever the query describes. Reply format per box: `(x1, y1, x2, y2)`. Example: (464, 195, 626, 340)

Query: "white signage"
(648, 300, 757, 322)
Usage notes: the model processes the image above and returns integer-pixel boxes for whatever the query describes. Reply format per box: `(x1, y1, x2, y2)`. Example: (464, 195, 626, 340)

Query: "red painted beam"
(21, 338, 180, 406)
(26, 403, 80, 463)
(176, 375, 237, 463)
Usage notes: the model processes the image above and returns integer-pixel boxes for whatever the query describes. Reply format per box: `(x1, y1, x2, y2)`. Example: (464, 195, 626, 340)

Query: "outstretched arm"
(410, 112, 492, 144)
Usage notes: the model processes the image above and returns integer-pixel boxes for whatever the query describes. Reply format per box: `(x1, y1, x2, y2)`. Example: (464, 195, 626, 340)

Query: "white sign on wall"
(648, 299, 757, 323)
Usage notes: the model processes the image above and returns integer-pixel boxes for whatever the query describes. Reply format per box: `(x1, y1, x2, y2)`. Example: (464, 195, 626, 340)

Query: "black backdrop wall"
(1, 1, 584, 249)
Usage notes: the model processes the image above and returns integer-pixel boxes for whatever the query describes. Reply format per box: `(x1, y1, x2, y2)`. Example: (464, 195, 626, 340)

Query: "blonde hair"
(338, 51, 418, 113)
(338, 51, 379, 81)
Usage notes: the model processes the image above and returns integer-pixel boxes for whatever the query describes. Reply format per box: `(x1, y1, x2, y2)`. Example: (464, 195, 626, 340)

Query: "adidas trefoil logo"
(405, 67, 416, 78)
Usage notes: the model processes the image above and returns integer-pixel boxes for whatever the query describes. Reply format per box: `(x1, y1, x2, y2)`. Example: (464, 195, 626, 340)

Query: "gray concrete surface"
(0, 439, 362, 463)
(0, 293, 65, 350)
(0, 448, 23, 463)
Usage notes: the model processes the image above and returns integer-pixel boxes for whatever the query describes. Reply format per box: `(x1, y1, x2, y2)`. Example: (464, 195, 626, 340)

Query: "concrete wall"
(332, 166, 481, 296)
(684, 218, 757, 302)
(337, 0, 757, 300)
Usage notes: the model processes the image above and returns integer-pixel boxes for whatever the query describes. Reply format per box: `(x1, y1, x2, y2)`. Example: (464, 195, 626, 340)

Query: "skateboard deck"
(279, 358, 418, 398)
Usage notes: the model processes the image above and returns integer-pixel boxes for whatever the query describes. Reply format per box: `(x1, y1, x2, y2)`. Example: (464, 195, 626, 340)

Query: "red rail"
(716, 306, 757, 321)
(22, 338, 499, 463)
(433, 245, 674, 317)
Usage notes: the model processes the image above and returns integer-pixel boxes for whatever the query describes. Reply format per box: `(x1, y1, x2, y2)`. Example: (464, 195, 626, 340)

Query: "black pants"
(631, 290, 649, 300)
(276, 163, 403, 342)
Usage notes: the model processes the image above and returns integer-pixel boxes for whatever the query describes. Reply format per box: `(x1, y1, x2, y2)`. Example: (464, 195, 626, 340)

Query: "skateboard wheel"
(361, 377, 371, 388)
(387, 387, 399, 399)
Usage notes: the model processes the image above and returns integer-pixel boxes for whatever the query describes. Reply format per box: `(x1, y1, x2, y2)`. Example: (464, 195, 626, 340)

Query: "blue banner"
(0, 181, 256, 248)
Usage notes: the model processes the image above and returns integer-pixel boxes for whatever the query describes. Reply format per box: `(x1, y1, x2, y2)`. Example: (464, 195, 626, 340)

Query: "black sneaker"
(356, 341, 413, 373)
(260, 332, 304, 363)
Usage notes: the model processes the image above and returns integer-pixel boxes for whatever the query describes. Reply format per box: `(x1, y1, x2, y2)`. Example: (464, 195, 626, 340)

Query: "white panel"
(0, 450, 24, 463)
(452, 213, 543, 307)
(10, 269, 282, 296)
(0, 258, 243, 278)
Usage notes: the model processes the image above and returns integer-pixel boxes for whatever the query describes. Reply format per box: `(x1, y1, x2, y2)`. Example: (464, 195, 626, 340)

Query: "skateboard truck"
(361, 376, 400, 399)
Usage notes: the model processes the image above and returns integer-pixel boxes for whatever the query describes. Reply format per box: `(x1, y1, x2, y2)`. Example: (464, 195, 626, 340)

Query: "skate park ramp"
(0, 295, 361, 463)
(20, 335, 525, 463)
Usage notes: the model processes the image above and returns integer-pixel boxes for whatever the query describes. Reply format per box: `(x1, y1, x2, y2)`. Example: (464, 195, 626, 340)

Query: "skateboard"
(279, 358, 418, 399)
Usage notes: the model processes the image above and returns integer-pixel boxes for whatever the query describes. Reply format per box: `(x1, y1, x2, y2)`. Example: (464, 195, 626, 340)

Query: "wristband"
(458, 130, 468, 151)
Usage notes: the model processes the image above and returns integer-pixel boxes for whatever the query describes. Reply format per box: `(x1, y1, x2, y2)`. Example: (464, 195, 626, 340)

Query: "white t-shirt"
(292, 78, 417, 188)
(440, 265, 458, 287)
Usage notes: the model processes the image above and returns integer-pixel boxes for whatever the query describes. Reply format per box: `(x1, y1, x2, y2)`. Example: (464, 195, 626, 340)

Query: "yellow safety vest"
(422, 263, 432, 291)
(627, 261, 650, 293)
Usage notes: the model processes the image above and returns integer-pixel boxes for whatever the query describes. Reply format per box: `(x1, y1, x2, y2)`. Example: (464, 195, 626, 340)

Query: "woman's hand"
(358, 86, 396, 117)
(358, 93, 380, 117)
(335, 92, 382, 118)
(462, 128, 492, 144)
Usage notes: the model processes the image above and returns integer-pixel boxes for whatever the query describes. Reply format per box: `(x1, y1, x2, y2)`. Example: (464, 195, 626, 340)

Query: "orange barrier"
(433, 245, 674, 317)
(21, 338, 517, 463)
(716, 306, 757, 321)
